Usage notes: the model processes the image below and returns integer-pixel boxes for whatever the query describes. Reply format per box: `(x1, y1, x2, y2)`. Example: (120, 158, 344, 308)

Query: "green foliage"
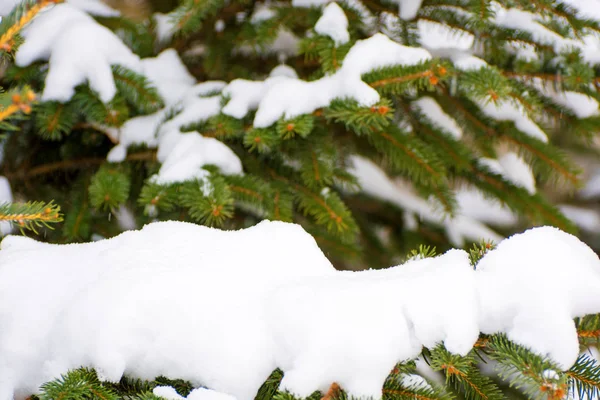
(0, 200, 62, 232)
(178, 173, 234, 227)
(39, 368, 118, 400)
(4, 0, 600, 396)
(89, 166, 131, 211)
(112, 65, 164, 114)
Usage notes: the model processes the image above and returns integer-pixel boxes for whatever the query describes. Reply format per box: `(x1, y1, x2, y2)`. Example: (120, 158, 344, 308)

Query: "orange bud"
(150, 197, 159, 205)
(286, 123, 295, 131)
(378, 105, 389, 115)
(26, 91, 36, 102)
(104, 194, 110, 201)
(20, 104, 32, 114)
(370, 106, 377, 113)
(253, 136, 261, 143)
(429, 75, 439, 85)
(438, 66, 447, 76)
(11, 94, 21, 104)
(44, 207, 52, 214)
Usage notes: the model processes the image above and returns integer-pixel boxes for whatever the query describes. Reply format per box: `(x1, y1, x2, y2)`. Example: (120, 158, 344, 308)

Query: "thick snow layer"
(479, 100, 548, 143)
(0, 177, 13, 237)
(1, 221, 599, 399)
(477, 226, 600, 368)
(225, 34, 431, 127)
(15, 4, 140, 103)
(349, 156, 503, 246)
(413, 97, 462, 139)
(314, 3, 349, 45)
(270, 249, 478, 398)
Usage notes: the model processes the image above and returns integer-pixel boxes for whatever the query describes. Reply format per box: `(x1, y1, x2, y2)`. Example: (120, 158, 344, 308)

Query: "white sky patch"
(1, 220, 598, 398)
(315, 2, 350, 45)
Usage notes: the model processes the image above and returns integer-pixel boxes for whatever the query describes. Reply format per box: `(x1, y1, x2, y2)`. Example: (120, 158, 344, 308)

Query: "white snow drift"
(0, 221, 599, 399)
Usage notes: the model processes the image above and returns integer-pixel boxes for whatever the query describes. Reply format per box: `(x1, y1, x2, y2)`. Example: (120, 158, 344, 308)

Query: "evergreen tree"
(1, 0, 600, 398)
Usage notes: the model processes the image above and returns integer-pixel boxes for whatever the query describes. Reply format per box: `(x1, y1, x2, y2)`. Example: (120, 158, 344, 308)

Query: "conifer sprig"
(0, 0, 63, 54)
(0, 200, 62, 232)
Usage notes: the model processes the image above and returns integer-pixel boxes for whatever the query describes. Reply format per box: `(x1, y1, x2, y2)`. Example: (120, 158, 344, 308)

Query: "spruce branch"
(0, 0, 63, 54)
(0, 200, 62, 232)
(567, 354, 600, 400)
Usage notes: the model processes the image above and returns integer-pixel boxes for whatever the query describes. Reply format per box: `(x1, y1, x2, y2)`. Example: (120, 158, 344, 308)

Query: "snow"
(559, 205, 600, 232)
(154, 13, 176, 43)
(0, 0, 118, 17)
(392, 0, 424, 20)
(152, 131, 242, 184)
(497, 152, 536, 194)
(581, 171, 600, 199)
(479, 100, 549, 143)
(0, 177, 13, 237)
(314, 3, 349, 45)
(0, 0, 20, 16)
(291, 0, 330, 7)
(492, 4, 576, 55)
(1, 220, 598, 398)
(453, 55, 488, 71)
(250, 5, 276, 24)
(349, 156, 503, 246)
(551, 92, 599, 119)
(215, 19, 225, 33)
(413, 97, 462, 139)
(269, 64, 299, 79)
(106, 50, 240, 184)
(456, 189, 518, 227)
(15, 4, 140, 103)
(155, 386, 237, 400)
(270, 249, 478, 398)
(477, 226, 600, 369)
(140, 49, 197, 106)
(225, 34, 431, 127)
(418, 20, 474, 52)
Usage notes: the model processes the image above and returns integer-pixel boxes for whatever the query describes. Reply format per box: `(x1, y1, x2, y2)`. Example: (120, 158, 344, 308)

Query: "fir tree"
(0, 0, 600, 398)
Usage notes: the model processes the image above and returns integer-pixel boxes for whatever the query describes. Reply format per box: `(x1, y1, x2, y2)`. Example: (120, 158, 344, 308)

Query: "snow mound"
(477, 226, 600, 369)
(0, 221, 598, 398)
(0, 221, 599, 398)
